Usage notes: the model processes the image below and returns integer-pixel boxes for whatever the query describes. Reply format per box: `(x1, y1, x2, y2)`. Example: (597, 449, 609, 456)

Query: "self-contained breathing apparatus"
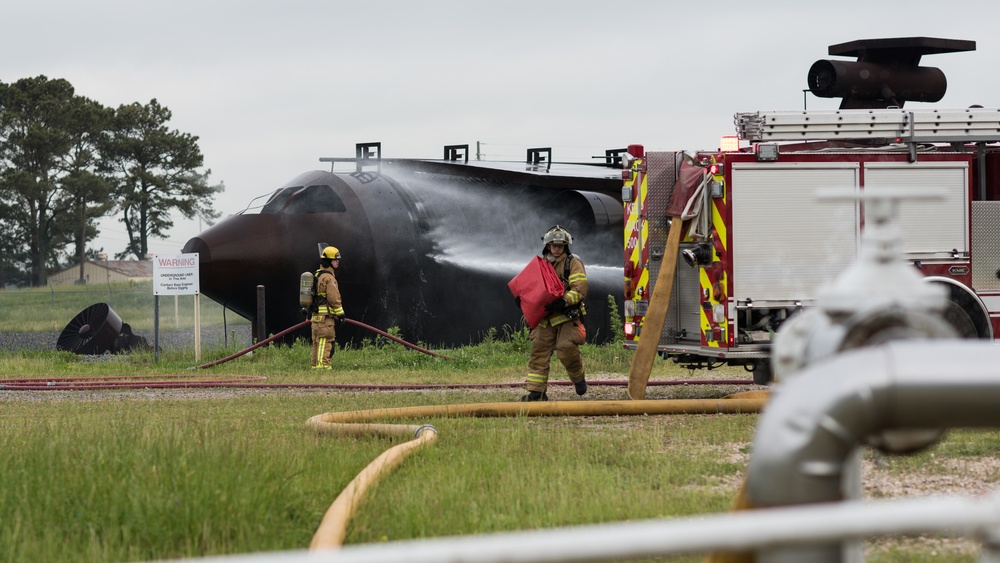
(298, 245, 342, 317)
(299, 269, 335, 316)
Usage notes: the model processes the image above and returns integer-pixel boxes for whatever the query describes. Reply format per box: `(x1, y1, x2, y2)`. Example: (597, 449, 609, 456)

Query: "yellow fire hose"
(306, 391, 769, 551)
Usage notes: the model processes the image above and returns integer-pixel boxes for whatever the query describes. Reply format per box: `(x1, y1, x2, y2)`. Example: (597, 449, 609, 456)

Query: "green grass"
(0, 281, 249, 333)
(0, 334, 993, 562)
(0, 389, 759, 563)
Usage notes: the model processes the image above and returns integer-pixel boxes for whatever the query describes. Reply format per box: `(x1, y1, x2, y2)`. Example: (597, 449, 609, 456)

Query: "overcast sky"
(5, 0, 999, 258)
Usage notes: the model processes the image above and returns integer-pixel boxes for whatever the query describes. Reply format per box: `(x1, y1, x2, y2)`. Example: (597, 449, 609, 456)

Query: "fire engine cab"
(621, 37, 1000, 384)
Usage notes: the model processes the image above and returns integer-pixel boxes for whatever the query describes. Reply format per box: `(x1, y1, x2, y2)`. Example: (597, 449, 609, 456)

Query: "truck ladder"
(736, 108, 1000, 144)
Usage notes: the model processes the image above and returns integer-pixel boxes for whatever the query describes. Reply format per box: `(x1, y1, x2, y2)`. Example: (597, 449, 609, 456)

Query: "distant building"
(48, 260, 153, 286)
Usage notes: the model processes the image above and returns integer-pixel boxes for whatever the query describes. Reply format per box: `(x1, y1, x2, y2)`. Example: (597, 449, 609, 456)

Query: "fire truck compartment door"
(863, 162, 969, 259)
(731, 163, 859, 303)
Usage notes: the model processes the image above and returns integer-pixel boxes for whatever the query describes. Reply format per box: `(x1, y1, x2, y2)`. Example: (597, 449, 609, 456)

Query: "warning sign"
(153, 253, 200, 296)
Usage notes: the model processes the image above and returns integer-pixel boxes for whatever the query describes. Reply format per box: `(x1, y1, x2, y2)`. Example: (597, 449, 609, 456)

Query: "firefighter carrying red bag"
(508, 225, 588, 401)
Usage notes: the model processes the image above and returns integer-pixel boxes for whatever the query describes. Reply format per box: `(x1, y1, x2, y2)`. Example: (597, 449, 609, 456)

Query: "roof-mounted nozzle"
(807, 37, 976, 109)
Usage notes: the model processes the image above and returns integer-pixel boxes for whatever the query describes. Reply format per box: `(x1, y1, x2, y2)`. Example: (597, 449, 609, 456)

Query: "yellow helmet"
(321, 246, 342, 260)
(542, 225, 573, 246)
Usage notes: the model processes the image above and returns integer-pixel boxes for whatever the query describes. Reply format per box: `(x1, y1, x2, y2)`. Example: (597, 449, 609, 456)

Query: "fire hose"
(342, 317, 452, 359)
(195, 316, 451, 370)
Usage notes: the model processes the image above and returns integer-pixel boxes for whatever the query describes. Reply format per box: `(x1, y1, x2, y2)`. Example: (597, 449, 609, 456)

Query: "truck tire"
(751, 360, 773, 386)
(931, 280, 992, 340)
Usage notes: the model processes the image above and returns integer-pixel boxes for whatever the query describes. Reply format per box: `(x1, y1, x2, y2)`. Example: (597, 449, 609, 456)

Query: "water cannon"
(807, 37, 975, 109)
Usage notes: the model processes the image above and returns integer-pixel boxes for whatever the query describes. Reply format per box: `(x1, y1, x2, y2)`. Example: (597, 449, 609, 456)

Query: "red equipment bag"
(508, 256, 565, 329)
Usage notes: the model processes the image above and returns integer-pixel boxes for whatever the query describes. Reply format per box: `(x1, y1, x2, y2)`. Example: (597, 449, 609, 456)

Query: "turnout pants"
(525, 320, 586, 393)
(311, 315, 337, 369)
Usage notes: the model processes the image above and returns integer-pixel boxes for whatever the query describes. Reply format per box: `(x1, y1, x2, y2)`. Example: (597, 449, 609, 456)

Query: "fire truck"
(621, 37, 1000, 384)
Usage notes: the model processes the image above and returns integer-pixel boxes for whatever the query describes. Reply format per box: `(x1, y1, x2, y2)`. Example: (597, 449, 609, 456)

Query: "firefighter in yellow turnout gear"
(311, 246, 345, 370)
(522, 226, 588, 401)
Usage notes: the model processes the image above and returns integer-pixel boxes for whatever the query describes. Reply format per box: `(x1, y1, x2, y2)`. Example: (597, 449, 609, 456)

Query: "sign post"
(152, 253, 200, 362)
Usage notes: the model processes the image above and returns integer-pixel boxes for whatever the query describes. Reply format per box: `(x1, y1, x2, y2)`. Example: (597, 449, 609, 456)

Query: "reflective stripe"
(545, 314, 571, 326)
(526, 373, 548, 384)
(568, 273, 587, 283)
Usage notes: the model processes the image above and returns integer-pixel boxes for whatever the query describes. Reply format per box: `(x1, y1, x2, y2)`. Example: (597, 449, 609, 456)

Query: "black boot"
(520, 391, 548, 402)
(574, 377, 588, 396)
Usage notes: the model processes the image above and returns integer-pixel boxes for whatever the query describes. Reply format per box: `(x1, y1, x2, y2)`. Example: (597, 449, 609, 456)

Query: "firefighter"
(522, 225, 588, 401)
(311, 246, 345, 370)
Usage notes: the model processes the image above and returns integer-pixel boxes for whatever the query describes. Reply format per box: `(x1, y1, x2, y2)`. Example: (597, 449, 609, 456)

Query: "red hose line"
(342, 318, 452, 359)
(196, 319, 311, 369)
(0, 378, 753, 391)
(30, 317, 751, 390)
(196, 317, 450, 370)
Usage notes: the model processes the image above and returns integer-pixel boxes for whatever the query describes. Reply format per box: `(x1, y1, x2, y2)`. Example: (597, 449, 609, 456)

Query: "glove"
(544, 298, 566, 314)
(300, 308, 309, 317)
(513, 296, 521, 308)
(334, 314, 345, 324)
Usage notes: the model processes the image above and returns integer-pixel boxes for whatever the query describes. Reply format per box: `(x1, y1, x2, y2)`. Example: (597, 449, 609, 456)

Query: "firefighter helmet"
(542, 225, 573, 246)
(321, 246, 342, 260)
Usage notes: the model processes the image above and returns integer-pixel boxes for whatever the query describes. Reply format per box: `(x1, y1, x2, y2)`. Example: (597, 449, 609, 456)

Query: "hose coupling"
(414, 424, 438, 438)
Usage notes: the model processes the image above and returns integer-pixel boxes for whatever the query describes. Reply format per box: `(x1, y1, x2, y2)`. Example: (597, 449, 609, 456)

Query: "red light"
(624, 260, 634, 278)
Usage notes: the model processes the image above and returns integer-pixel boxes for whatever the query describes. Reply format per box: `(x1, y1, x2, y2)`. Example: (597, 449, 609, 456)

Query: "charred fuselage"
(182, 158, 624, 347)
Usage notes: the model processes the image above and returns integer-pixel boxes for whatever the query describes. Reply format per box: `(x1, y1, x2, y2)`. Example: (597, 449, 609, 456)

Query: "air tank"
(183, 157, 625, 347)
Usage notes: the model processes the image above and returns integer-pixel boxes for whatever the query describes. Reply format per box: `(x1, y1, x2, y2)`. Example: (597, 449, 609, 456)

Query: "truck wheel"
(751, 360, 772, 386)
(942, 299, 979, 338)
(931, 280, 992, 340)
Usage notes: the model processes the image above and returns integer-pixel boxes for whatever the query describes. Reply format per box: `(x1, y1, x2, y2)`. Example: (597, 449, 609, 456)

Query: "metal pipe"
(746, 339, 1000, 561)
(153, 492, 1000, 562)
(255, 284, 266, 343)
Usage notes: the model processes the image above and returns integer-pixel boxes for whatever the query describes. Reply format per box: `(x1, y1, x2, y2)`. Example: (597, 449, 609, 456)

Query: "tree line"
(0, 75, 223, 288)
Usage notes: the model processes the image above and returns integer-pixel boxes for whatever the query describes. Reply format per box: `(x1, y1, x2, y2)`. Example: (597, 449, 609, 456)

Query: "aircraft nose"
(181, 237, 211, 262)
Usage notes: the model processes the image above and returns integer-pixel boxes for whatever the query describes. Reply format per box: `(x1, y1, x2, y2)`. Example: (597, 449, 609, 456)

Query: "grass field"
(0, 307, 996, 562)
(0, 281, 249, 333)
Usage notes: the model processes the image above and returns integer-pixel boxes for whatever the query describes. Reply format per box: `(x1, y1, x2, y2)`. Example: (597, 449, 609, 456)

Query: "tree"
(101, 99, 223, 260)
(62, 169, 113, 282)
(0, 193, 30, 287)
(0, 76, 110, 286)
(56, 96, 114, 283)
